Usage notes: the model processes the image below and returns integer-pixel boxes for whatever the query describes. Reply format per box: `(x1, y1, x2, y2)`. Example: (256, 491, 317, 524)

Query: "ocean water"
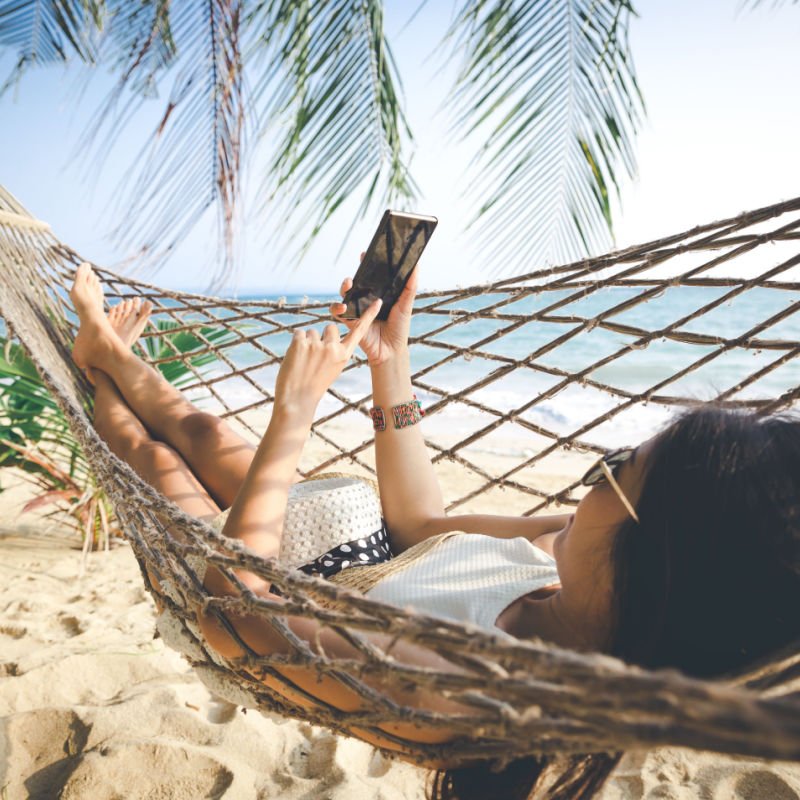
(183, 285, 800, 448)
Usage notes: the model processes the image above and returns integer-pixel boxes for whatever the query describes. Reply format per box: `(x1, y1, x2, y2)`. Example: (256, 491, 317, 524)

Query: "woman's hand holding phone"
(330, 254, 418, 368)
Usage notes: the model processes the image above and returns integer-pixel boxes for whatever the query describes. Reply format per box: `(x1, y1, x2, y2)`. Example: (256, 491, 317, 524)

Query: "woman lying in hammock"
(69, 262, 800, 800)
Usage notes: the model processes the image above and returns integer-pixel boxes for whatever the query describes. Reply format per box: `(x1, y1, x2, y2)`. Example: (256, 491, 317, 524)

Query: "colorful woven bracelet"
(392, 395, 424, 429)
(369, 406, 386, 432)
(370, 395, 425, 431)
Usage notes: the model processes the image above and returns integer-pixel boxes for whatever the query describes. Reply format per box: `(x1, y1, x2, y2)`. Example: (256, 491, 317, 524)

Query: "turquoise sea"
(195, 284, 799, 447)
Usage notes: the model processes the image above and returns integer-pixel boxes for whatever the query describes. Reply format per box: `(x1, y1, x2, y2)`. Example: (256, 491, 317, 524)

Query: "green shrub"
(0, 319, 239, 548)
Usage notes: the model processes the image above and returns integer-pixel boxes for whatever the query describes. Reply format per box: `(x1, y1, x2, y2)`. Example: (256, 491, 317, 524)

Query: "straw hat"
(209, 473, 385, 569)
(280, 474, 384, 569)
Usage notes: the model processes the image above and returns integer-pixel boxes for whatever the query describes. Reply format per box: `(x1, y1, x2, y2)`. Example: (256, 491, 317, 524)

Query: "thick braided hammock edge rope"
(1, 184, 799, 767)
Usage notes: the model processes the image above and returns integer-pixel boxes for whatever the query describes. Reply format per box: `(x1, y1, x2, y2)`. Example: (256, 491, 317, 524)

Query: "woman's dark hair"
(429, 407, 800, 800)
(610, 406, 800, 675)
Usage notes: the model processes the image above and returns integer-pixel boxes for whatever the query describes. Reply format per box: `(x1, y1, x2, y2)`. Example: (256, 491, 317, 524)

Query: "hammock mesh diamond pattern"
(1, 185, 799, 768)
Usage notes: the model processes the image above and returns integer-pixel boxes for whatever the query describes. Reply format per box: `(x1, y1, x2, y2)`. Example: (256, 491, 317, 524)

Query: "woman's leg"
(71, 264, 257, 509)
(92, 368, 221, 523)
(93, 367, 225, 613)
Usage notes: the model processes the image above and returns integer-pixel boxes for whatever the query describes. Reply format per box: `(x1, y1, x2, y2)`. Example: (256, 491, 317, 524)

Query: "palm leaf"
(0, 336, 43, 380)
(101, 0, 177, 95)
(446, 0, 644, 277)
(250, 0, 417, 262)
(76, 1, 177, 181)
(139, 318, 242, 388)
(0, 321, 237, 542)
(83, 0, 246, 290)
(0, 0, 103, 93)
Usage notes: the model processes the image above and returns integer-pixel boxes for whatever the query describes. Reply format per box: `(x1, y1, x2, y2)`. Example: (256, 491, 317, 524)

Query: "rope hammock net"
(1, 185, 799, 770)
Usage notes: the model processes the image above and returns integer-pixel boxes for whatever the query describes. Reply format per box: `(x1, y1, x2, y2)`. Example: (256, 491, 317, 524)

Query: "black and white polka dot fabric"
(269, 520, 393, 596)
(297, 520, 393, 579)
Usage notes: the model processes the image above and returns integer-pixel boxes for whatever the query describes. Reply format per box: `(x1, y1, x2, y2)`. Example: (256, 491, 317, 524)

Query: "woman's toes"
(70, 263, 105, 317)
(106, 296, 153, 347)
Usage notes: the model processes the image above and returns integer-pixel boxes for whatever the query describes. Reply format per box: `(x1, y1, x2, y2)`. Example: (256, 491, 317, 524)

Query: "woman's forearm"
(371, 351, 445, 551)
(218, 403, 314, 592)
(205, 302, 382, 597)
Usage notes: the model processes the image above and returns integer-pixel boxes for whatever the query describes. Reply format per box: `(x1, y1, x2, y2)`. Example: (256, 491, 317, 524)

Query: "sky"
(1, 0, 799, 295)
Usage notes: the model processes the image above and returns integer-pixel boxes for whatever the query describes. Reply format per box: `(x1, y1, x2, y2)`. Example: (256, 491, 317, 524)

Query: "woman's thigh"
(128, 440, 222, 609)
(128, 438, 222, 522)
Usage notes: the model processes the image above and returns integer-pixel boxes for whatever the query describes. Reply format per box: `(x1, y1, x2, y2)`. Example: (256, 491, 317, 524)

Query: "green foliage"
(5, 2, 789, 278)
(0, 0, 642, 282)
(0, 318, 239, 547)
(251, 0, 417, 264)
(140, 318, 242, 388)
(0, 337, 109, 545)
(0, 0, 103, 93)
(446, 0, 644, 273)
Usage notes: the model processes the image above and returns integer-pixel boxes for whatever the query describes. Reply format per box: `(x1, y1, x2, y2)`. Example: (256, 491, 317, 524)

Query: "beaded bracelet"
(392, 396, 424, 429)
(370, 395, 424, 431)
(369, 406, 386, 432)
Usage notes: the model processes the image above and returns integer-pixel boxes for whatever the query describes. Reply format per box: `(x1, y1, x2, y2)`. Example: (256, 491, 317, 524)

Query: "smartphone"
(341, 210, 438, 321)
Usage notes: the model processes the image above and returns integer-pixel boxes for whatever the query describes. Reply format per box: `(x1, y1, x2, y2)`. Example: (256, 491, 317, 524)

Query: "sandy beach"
(2, 0, 799, 790)
(2, 441, 799, 799)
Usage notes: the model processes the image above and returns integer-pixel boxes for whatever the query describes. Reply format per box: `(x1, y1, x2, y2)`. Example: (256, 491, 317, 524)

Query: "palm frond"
(101, 0, 177, 96)
(250, 0, 417, 263)
(0, 322, 236, 541)
(446, 0, 644, 277)
(84, 0, 246, 291)
(74, 1, 177, 187)
(139, 318, 242, 388)
(745, 0, 798, 7)
(0, 0, 103, 93)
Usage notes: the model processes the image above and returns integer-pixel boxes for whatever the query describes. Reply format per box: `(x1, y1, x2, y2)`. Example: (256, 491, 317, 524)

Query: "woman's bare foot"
(70, 263, 145, 373)
(108, 297, 153, 348)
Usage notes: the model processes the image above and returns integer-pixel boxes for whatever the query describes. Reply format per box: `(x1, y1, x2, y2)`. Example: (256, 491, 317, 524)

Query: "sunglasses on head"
(580, 447, 640, 523)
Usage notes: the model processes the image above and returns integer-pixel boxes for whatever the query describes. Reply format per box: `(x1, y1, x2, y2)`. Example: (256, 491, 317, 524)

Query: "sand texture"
(1, 475, 799, 800)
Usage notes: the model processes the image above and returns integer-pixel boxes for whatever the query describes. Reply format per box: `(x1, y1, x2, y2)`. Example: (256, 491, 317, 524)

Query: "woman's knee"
(178, 412, 225, 449)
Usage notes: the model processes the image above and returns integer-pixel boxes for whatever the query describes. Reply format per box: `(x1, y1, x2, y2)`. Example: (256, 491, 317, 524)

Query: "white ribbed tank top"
(365, 533, 560, 632)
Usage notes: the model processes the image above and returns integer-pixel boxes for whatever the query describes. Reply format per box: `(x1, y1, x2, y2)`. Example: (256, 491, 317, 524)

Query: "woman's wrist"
(369, 347, 410, 372)
(370, 350, 410, 386)
(370, 363, 415, 414)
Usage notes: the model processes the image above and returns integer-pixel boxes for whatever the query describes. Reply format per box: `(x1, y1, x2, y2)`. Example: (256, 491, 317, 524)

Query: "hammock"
(1, 184, 799, 770)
